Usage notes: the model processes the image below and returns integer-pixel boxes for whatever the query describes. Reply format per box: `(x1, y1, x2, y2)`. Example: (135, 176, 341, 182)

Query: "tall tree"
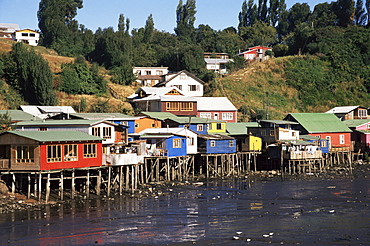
(238, 0, 258, 28)
(333, 0, 355, 27)
(309, 2, 337, 28)
(287, 3, 311, 33)
(268, 0, 286, 27)
(143, 14, 155, 43)
(9, 43, 57, 105)
(175, 0, 197, 42)
(38, 0, 83, 55)
(354, 0, 367, 25)
(366, 0, 370, 25)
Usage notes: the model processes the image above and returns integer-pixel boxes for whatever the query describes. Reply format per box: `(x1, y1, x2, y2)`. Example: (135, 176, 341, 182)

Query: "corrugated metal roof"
(70, 113, 137, 120)
(195, 97, 237, 111)
(0, 110, 41, 121)
(137, 112, 178, 120)
(198, 134, 234, 140)
(326, 106, 360, 114)
(343, 119, 370, 128)
(169, 116, 223, 124)
(5, 130, 103, 142)
(13, 119, 116, 126)
(287, 113, 352, 133)
(226, 123, 249, 135)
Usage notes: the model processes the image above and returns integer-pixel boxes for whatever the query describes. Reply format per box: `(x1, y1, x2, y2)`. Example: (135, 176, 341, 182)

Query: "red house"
(284, 113, 353, 151)
(0, 131, 103, 171)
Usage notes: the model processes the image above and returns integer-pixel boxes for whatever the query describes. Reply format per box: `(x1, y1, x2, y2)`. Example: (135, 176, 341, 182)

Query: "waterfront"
(0, 167, 369, 245)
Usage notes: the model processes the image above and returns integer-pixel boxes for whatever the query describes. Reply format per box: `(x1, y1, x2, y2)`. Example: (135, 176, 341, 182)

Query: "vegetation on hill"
(1, 0, 370, 119)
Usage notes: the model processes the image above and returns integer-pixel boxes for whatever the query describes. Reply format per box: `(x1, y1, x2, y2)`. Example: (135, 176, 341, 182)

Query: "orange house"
(134, 117, 162, 133)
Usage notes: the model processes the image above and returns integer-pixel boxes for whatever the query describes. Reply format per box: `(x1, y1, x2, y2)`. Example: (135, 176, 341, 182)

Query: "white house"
(133, 67, 169, 86)
(12, 29, 40, 46)
(155, 70, 204, 97)
(0, 23, 20, 39)
(195, 97, 238, 123)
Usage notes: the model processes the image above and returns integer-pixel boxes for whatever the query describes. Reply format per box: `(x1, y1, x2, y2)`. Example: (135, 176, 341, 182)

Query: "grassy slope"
(211, 56, 338, 121)
(0, 39, 136, 113)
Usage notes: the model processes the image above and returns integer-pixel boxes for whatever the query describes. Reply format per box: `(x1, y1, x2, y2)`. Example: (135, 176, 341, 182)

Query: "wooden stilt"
(38, 172, 42, 201)
(96, 169, 101, 196)
(86, 169, 90, 198)
(46, 172, 50, 203)
(71, 169, 75, 199)
(119, 166, 123, 195)
(60, 171, 64, 201)
(107, 165, 112, 197)
(27, 173, 31, 199)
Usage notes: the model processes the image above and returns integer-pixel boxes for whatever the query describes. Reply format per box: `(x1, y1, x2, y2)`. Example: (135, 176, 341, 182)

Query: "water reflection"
(0, 177, 369, 245)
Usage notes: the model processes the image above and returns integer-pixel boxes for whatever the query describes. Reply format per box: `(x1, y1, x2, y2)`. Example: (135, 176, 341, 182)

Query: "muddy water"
(0, 177, 369, 245)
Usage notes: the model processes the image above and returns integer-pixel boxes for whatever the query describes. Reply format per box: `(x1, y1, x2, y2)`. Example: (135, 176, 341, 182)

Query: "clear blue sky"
(1, 0, 325, 33)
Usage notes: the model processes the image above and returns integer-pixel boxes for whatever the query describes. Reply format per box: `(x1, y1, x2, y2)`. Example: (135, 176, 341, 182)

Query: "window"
(188, 85, 198, 91)
(340, 135, 345, 144)
(208, 123, 212, 130)
(197, 124, 204, 132)
(210, 140, 216, 147)
(166, 89, 181, 95)
(216, 123, 223, 130)
(64, 144, 78, 161)
(21, 33, 28, 37)
(47, 145, 62, 162)
(188, 137, 195, 146)
(92, 127, 100, 137)
(39, 127, 47, 131)
(358, 109, 367, 118)
(103, 127, 112, 139)
(321, 140, 327, 148)
(145, 70, 151, 75)
(199, 112, 212, 119)
(174, 85, 182, 91)
(292, 132, 296, 137)
(30, 33, 35, 37)
(16, 146, 35, 163)
(222, 113, 233, 121)
(180, 73, 187, 80)
(229, 140, 234, 147)
(135, 123, 139, 128)
(151, 123, 156, 127)
(270, 130, 275, 136)
(180, 102, 193, 111)
(156, 70, 163, 75)
(84, 143, 97, 158)
(173, 138, 182, 148)
(166, 102, 179, 111)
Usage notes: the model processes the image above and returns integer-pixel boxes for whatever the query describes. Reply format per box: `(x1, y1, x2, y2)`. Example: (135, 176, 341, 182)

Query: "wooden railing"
(284, 150, 322, 160)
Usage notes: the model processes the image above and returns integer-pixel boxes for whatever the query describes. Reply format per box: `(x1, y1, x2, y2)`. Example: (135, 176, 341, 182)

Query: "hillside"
(0, 39, 136, 113)
(213, 55, 370, 121)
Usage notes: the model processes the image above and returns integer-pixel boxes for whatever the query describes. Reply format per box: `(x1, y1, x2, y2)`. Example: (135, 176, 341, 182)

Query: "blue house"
(139, 133, 187, 157)
(300, 135, 330, 154)
(197, 134, 236, 154)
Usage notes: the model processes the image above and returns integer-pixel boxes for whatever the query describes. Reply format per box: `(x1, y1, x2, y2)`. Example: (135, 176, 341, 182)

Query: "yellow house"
(247, 135, 262, 151)
(207, 121, 227, 134)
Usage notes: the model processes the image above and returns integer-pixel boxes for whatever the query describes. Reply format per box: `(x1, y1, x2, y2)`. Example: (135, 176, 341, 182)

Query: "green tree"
(38, 0, 83, 55)
(0, 112, 13, 133)
(175, 0, 197, 42)
(333, 0, 355, 27)
(287, 3, 311, 33)
(143, 14, 155, 43)
(9, 43, 57, 105)
(309, 3, 337, 28)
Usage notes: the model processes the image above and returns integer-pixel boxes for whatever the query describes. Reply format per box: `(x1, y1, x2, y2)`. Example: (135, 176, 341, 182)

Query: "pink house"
(344, 119, 370, 152)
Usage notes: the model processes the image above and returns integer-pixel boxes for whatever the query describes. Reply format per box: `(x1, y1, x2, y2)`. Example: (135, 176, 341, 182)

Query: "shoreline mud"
(1, 163, 369, 214)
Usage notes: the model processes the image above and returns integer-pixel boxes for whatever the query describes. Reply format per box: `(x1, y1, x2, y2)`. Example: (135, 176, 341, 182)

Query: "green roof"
(70, 113, 134, 119)
(288, 113, 352, 133)
(343, 119, 370, 128)
(170, 116, 224, 124)
(13, 119, 113, 126)
(137, 112, 178, 120)
(5, 131, 103, 142)
(0, 110, 41, 121)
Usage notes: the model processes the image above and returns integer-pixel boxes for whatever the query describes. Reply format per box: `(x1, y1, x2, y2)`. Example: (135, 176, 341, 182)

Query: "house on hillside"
(0, 23, 20, 39)
(155, 70, 204, 97)
(326, 106, 369, 121)
(284, 113, 353, 151)
(195, 97, 238, 123)
(128, 87, 198, 116)
(0, 131, 103, 171)
(13, 29, 39, 46)
(237, 46, 272, 62)
(204, 53, 233, 75)
(133, 112, 177, 133)
(133, 67, 169, 86)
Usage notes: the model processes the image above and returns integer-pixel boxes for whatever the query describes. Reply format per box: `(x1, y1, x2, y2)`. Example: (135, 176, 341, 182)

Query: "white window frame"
(222, 112, 233, 121)
(339, 134, 345, 144)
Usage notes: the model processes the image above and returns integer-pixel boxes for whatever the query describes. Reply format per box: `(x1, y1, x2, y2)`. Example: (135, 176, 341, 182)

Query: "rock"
(0, 181, 9, 194)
